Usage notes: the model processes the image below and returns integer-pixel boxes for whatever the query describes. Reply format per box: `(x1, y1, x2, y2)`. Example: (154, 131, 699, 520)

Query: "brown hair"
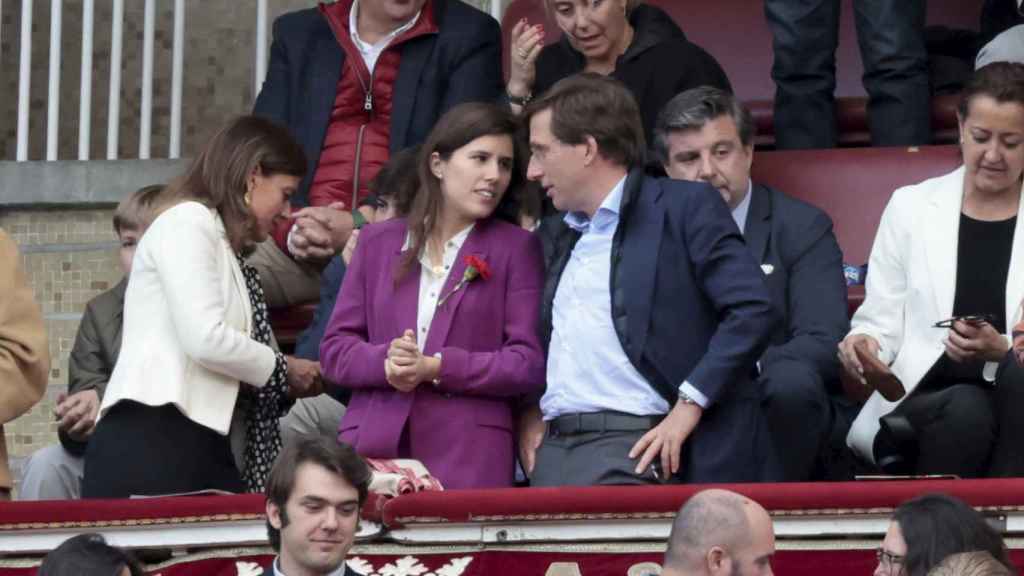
(927, 552, 1013, 576)
(113, 184, 164, 235)
(959, 62, 1024, 119)
(523, 73, 645, 169)
(161, 115, 305, 255)
(369, 145, 421, 218)
(265, 436, 371, 552)
(398, 102, 524, 280)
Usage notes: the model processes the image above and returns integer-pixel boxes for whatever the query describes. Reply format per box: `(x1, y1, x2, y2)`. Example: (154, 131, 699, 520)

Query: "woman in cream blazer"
(839, 63, 1024, 477)
(82, 116, 320, 498)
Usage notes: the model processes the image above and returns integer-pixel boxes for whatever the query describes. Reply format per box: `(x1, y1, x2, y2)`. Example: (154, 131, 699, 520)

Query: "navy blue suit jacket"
(538, 171, 778, 481)
(253, 0, 503, 206)
(744, 184, 848, 385)
(540, 170, 776, 407)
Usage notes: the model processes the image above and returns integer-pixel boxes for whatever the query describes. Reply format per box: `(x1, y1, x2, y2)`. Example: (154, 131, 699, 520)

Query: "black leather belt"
(548, 411, 662, 436)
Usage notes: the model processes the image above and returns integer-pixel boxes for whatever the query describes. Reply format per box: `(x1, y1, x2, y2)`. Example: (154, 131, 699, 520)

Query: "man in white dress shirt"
(519, 74, 777, 486)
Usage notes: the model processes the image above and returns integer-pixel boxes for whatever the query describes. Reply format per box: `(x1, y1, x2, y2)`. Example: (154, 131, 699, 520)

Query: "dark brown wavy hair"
(397, 102, 524, 280)
(160, 115, 306, 255)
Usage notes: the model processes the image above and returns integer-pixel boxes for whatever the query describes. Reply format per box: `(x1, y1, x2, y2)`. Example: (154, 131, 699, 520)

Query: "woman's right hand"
(508, 19, 545, 102)
(837, 334, 881, 386)
(286, 356, 323, 398)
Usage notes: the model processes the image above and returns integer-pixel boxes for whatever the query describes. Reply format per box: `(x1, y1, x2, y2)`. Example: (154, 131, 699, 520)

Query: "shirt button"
(430, 292, 436, 297)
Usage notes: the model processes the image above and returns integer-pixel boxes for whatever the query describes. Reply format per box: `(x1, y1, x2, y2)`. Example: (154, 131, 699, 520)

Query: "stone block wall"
(1, 207, 121, 488)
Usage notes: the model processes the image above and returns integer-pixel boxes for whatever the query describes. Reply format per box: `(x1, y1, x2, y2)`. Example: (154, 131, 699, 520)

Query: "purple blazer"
(319, 217, 545, 489)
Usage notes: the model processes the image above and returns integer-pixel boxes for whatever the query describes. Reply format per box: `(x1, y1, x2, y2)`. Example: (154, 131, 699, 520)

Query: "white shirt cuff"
(285, 224, 299, 256)
(679, 381, 710, 409)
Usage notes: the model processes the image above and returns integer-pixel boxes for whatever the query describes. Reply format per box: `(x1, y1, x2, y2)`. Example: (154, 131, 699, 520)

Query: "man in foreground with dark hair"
(519, 73, 777, 486)
(662, 489, 775, 576)
(264, 436, 372, 576)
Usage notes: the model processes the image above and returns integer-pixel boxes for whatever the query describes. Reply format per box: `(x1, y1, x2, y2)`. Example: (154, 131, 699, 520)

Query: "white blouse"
(414, 224, 474, 349)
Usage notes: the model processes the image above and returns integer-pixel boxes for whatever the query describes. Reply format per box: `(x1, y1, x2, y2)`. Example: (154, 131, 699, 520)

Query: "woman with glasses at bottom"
(875, 494, 1013, 576)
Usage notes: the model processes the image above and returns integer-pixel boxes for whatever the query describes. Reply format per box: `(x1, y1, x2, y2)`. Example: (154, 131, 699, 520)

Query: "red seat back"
(750, 145, 962, 265)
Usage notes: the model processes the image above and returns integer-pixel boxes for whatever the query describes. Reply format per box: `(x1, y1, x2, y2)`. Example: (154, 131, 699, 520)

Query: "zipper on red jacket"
(320, 0, 438, 212)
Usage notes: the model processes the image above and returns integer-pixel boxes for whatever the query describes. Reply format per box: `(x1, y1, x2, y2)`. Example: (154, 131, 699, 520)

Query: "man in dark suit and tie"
(519, 74, 778, 486)
(655, 86, 849, 481)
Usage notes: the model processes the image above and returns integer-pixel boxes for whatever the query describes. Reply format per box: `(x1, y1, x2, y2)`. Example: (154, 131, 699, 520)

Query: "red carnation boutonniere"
(436, 255, 491, 308)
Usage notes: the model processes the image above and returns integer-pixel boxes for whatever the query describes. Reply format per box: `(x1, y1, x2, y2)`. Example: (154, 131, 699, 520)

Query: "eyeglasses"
(876, 548, 906, 574)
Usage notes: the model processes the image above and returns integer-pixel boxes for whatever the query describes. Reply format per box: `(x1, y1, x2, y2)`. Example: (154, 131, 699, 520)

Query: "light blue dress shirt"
(541, 177, 708, 421)
(731, 179, 753, 233)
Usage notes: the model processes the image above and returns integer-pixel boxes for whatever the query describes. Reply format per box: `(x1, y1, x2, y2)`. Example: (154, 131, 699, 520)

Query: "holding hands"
(508, 19, 545, 104)
(385, 329, 441, 393)
(289, 202, 375, 262)
(55, 389, 100, 442)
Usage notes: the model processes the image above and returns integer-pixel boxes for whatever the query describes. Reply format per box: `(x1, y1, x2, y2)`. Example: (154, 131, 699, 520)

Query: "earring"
(244, 191, 252, 206)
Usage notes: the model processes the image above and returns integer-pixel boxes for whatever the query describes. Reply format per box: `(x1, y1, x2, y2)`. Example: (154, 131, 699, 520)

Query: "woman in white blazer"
(82, 116, 321, 498)
(838, 63, 1024, 478)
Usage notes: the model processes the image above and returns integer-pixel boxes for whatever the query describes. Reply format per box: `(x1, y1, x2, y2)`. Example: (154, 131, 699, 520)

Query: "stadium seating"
(501, 0, 976, 146)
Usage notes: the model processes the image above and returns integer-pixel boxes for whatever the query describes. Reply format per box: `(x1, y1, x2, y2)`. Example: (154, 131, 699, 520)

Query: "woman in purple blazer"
(320, 103, 545, 489)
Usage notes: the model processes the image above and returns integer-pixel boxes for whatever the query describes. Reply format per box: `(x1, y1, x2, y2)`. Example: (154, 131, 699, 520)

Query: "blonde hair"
(544, 0, 642, 16)
(113, 185, 164, 235)
(927, 552, 1013, 576)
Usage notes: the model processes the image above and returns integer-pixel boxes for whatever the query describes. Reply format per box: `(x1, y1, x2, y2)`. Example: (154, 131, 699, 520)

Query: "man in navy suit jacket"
(656, 87, 849, 481)
(250, 0, 503, 307)
(519, 74, 778, 486)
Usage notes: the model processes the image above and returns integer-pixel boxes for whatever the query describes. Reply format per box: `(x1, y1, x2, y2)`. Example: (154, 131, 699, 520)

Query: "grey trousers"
(19, 445, 84, 500)
(531, 428, 675, 487)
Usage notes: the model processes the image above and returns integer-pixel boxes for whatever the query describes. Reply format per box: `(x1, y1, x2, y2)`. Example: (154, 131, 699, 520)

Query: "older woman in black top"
(507, 0, 731, 143)
(838, 63, 1024, 478)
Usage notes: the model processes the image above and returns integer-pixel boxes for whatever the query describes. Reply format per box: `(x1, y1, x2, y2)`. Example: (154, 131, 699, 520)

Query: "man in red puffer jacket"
(252, 0, 503, 307)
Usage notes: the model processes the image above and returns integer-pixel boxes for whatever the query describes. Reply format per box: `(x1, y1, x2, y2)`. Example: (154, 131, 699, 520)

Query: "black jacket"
(534, 5, 732, 144)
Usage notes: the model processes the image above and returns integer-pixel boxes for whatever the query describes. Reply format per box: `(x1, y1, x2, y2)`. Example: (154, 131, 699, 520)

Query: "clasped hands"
(384, 329, 441, 393)
(289, 202, 374, 262)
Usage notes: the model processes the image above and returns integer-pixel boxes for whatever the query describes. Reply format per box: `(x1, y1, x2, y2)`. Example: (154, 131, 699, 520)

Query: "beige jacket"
(0, 229, 49, 490)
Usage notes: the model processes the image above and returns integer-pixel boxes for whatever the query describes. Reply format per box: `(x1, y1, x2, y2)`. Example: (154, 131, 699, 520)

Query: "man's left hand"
(628, 399, 702, 477)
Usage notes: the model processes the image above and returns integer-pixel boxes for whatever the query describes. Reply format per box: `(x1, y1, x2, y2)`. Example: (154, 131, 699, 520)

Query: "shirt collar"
(274, 557, 349, 576)
(563, 175, 627, 233)
(731, 179, 753, 234)
(349, 0, 421, 53)
(402, 222, 475, 253)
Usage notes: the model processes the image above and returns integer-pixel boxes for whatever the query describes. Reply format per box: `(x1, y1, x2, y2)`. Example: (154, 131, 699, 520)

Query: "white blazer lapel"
(1003, 180, 1024, 334)
(213, 213, 253, 333)
(923, 167, 965, 321)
